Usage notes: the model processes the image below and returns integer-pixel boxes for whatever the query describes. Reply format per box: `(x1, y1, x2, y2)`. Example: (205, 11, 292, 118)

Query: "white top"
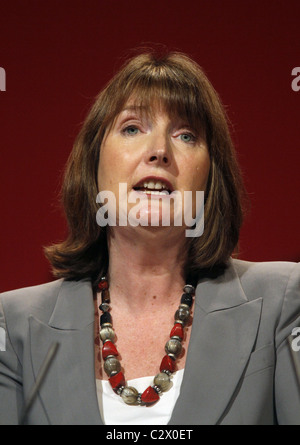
(96, 369, 184, 425)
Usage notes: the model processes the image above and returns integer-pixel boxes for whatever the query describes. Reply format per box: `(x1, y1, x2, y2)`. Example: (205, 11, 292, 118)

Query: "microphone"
(20, 341, 60, 425)
(287, 334, 300, 390)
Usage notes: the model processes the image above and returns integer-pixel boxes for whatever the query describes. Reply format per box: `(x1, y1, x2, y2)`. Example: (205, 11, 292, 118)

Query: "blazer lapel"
(26, 261, 263, 425)
(169, 261, 263, 425)
(27, 280, 103, 425)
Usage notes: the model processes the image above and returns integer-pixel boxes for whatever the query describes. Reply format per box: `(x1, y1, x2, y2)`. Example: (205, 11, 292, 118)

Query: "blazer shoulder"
(231, 258, 300, 288)
(230, 258, 300, 310)
(0, 279, 64, 327)
(231, 257, 299, 278)
(229, 259, 300, 345)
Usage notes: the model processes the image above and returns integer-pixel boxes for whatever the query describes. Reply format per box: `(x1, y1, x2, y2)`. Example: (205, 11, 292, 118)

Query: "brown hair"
(45, 50, 248, 286)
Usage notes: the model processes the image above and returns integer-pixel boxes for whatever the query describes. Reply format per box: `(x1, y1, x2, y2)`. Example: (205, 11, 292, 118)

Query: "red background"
(0, 0, 299, 292)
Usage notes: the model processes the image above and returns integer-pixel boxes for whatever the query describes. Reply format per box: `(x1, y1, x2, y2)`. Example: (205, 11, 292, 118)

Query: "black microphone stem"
(19, 341, 60, 425)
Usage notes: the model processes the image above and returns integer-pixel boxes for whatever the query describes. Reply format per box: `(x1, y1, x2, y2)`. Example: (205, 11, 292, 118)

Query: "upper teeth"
(143, 180, 169, 190)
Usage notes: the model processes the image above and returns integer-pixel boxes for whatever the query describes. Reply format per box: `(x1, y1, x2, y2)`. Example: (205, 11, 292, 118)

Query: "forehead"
(103, 70, 208, 138)
(112, 97, 197, 129)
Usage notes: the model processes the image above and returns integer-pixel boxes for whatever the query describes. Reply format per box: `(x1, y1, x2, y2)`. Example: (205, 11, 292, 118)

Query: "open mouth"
(133, 178, 173, 195)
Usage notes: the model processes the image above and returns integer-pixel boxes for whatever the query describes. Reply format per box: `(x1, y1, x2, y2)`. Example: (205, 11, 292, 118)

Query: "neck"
(106, 227, 188, 311)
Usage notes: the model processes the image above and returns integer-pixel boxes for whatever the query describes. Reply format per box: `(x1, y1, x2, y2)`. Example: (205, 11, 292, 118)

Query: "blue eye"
(123, 126, 139, 136)
(179, 133, 195, 143)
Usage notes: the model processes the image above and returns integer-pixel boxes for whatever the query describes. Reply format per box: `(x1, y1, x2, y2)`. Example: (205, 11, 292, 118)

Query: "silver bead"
(153, 385, 162, 394)
(99, 326, 115, 342)
(183, 284, 195, 294)
(167, 353, 176, 360)
(117, 386, 125, 395)
(165, 338, 182, 357)
(99, 302, 110, 312)
(171, 335, 182, 342)
(104, 356, 121, 376)
(175, 305, 190, 322)
(121, 386, 139, 405)
(154, 372, 171, 392)
(101, 323, 113, 328)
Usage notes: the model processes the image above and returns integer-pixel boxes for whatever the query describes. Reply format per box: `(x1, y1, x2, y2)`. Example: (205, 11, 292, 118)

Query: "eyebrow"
(117, 105, 197, 132)
(120, 105, 147, 113)
(116, 105, 150, 123)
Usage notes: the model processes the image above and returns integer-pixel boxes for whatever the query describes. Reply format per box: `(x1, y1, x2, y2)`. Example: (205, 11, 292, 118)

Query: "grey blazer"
(0, 259, 300, 425)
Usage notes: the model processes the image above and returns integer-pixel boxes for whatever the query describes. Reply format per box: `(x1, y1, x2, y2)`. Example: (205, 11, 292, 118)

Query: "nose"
(149, 151, 169, 165)
(146, 132, 172, 167)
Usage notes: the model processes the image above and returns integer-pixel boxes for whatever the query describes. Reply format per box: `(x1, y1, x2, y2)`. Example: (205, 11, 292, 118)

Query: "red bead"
(170, 323, 184, 340)
(141, 386, 160, 404)
(109, 372, 125, 390)
(102, 341, 119, 359)
(160, 355, 176, 373)
(98, 280, 108, 290)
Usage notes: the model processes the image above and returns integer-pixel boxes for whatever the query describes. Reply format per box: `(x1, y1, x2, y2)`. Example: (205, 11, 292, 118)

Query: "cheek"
(188, 154, 211, 191)
(97, 145, 114, 191)
(97, 157, 106, 192)
(98, 140, 135, 192)
(196, 163, 210, 189)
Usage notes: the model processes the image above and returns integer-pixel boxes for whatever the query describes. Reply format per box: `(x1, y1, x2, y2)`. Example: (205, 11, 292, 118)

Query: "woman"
(0, 51, 299, 425)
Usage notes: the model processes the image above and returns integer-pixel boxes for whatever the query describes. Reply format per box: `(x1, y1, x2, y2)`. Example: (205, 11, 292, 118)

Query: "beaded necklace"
(97, 277, 195, 406)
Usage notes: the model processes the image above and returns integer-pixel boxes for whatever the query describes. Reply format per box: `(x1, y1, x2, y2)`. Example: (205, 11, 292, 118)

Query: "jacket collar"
(48, 279, 95, 330)
(27, 278, 102, 424)
(169, 259, 263, 424)
(196, 258, 249, 313)
(47, 259, 246, 330)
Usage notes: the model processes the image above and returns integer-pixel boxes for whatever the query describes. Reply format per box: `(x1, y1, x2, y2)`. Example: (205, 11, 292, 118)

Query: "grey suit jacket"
(0, 259, 300, 425)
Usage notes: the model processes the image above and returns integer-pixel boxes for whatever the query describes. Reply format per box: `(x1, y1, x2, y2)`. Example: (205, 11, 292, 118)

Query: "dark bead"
(180, 293, 193, 307)
(101, 289, 110, 304)
(100, 311, 112, 326)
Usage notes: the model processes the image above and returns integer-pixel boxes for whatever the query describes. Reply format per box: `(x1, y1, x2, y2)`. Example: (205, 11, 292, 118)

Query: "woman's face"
(97, 100, 210, 233)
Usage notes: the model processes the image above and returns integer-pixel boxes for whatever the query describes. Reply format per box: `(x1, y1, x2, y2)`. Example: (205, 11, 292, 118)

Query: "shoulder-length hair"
(45, 50, 248, 287)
